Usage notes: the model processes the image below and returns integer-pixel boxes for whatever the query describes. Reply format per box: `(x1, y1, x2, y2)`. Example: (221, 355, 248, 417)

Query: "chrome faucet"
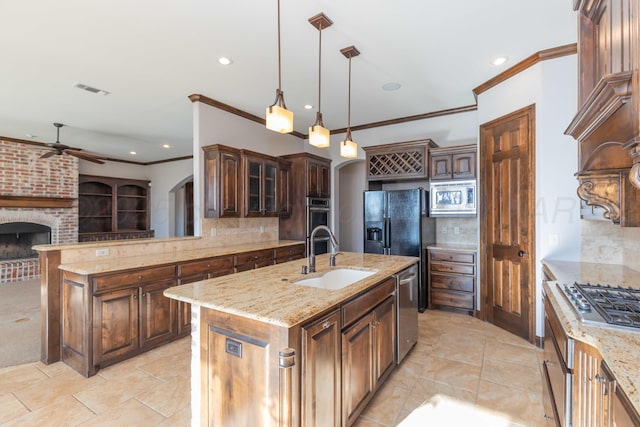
(309, 225, 339, 273)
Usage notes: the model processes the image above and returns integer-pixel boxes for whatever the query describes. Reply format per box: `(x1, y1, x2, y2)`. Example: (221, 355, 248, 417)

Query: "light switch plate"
(95, 248, 109, 257)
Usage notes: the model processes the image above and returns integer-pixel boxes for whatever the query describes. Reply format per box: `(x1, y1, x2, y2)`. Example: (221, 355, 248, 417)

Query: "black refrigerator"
(363, 188, 436, 311)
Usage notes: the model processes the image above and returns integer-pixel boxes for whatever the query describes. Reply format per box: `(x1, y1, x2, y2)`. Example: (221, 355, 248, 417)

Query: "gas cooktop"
(557, 282, 640, 331)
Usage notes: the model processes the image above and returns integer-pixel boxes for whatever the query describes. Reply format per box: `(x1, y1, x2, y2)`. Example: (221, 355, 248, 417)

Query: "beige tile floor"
(0, 310, 545, 426)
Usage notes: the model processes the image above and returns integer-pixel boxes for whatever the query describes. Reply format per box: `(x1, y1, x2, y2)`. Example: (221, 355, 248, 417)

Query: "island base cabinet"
(342, 294, 396, 427)
(200, 308, 297, 427)
(302, 310, 341, 427)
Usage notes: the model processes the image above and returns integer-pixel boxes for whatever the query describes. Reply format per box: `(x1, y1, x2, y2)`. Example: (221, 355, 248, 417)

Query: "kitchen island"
(164, 251, 418, 427)
(542, 260, 640, 425)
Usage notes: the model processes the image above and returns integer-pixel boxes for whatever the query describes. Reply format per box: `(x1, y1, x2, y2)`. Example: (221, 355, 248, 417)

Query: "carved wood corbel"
(576, 177, 621, 223)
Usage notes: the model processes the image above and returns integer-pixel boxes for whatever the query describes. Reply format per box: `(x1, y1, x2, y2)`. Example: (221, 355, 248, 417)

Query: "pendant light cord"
(317, 24, 322, 114)
(346, 54, 352, 140)
(277, 0, 282, 92)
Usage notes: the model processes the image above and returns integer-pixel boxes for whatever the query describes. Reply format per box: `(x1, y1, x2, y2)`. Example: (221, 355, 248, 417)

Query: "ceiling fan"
(40, 122, 105, 164)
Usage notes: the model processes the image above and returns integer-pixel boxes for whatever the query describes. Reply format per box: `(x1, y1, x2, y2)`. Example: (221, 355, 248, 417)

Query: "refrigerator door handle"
(383, 217, 391, 249)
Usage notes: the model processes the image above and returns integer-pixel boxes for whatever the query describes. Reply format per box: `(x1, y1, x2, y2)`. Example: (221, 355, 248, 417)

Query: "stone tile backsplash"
(201, 217, 279, 247)
(435, 217, 479, 245)
(581, 220, 640, 272)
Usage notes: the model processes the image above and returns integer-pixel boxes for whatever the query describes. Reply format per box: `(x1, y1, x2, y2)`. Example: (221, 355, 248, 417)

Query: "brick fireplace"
(0, 139, 78, 282)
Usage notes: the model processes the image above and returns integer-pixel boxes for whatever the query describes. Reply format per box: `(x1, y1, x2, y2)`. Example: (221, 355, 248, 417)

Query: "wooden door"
(302, 310, 341, 427)
(480, 105, 535, 342)
(342, 312, 375, 426)
(139, 280, 176, 349)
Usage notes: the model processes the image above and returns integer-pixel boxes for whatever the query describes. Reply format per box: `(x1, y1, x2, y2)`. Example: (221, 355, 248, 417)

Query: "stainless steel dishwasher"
(395, 264, 419, 363)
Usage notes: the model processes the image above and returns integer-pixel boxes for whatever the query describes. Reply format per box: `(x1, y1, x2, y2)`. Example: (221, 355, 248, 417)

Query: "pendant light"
(308, 13, 332, 148)
(265, 0, 293, 133)
(340, 46, 360, 158)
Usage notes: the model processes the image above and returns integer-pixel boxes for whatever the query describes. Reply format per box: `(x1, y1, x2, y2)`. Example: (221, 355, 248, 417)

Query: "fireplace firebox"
(0, 222, 51, 260)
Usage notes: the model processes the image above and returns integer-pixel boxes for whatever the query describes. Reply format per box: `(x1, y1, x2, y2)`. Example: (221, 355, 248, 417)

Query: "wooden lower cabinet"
(275, 243, 306, 264)
(342, 295, 396, 426)
(139, 281, 176, 348)
(428, 248, 476, 315)
(302, 309, 341, 427)
(177, 255, 235, 337)
(234, 249, 275, 272)
(198, 273, 404, 426)
(93, 287, 139, 365)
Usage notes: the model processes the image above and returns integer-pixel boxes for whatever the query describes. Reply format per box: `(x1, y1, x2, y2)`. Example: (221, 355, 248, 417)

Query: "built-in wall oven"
(306, 197, 330, 256)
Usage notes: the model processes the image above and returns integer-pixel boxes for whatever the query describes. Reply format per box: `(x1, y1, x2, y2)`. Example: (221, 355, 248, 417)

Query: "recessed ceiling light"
(162, 144, 171, 148)
(218, 57, 233, 65)
(130, 151, 137, 155)
(304, 104, 313, 110)
(491, 56, 508, 66)
(382, 82, 401, 91)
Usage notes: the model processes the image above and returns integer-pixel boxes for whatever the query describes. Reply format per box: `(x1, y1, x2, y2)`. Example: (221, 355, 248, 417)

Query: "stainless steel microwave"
(429, 180, 477, 217)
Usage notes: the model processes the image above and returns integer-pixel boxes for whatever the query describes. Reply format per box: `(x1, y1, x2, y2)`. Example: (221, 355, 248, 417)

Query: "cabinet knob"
(322, 321, 330, 329)
(142, 293, 146, 297)
(133, 294, 137, 299)
(137, 275, 143, 280)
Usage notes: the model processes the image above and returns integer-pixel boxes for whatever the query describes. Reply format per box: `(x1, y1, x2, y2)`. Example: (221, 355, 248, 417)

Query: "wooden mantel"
(0, 195, 75, 208)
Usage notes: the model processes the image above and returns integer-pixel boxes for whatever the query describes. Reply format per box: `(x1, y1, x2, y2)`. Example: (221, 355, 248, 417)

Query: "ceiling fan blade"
(40, 150, 58, 159)
(66, 150, 105, 164)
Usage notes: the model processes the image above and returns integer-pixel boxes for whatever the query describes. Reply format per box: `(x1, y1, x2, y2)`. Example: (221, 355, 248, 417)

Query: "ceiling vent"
(72, 82, 110, 96)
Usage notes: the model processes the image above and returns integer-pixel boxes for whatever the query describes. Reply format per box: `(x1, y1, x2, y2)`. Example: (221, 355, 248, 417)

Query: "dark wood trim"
(189, 94, 307, 139)
(189, 94, 477, 139)
(0, 195, 75, 208)
(329, 105, 478, 135)
(473, 43, 577, 97)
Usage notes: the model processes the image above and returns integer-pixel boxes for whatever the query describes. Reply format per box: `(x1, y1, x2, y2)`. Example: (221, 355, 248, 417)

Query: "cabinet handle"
(322, 321, 330, 329)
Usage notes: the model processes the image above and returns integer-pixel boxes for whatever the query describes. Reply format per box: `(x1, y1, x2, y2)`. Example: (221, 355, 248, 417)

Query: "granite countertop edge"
(542, 259, 640, 414)
(425, 243, 478, 252)
(58, 240, 304, 275)
(164, 252, 419, 328)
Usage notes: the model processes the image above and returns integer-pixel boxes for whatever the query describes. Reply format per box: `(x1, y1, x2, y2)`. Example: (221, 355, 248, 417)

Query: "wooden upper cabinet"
(243, 151, 279, 217)
(363, 139, 436, 182)
(307, 159, 331, 198)
(202, 145, 286, 218)
(278, 159, 292, 218)
(565, 0, 640, 226)
(429, 144, 476, 180)
(202, 145, 242, 218)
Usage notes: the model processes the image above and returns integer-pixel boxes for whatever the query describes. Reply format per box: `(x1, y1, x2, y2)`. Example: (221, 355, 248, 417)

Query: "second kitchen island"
(164, 252, 418, 427)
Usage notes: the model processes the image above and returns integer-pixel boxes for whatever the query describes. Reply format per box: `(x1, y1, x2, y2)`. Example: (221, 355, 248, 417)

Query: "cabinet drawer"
(274, 244, 306, 263)
(430, 290, 474, 310)
(430, 273, 474, 292)
(342, 278, 395, 328)
(93, 265, 177, 293)
(429, 250, 475, 264)
(179, 256, 234, 277)
(430, 261, 474, 275)
(234, 249, 274, 266)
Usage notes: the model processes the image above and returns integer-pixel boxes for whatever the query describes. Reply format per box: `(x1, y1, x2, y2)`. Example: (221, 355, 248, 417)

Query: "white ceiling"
(0, 0, 577, 163)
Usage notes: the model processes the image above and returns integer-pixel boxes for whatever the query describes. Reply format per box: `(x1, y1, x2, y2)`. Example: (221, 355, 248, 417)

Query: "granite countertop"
(542, 259, 640, 414)
(425, 243, 478, 252)
(164, 252, 418, 328)
(58, 240, 304, 275)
